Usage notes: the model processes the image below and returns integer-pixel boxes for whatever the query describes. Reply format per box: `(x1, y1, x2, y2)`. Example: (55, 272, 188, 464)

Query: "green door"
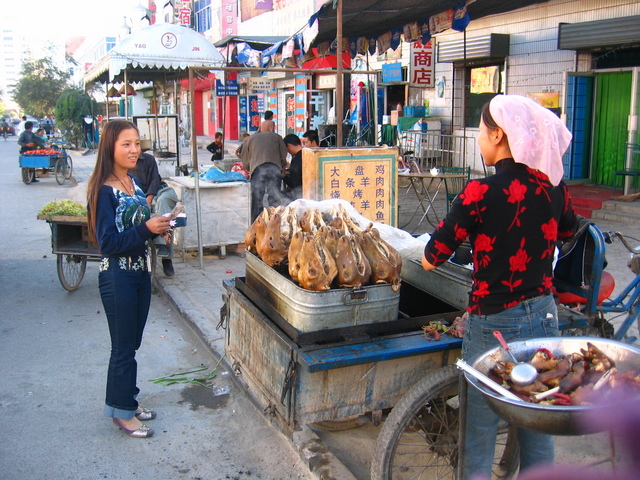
(592, 72, 632, 185)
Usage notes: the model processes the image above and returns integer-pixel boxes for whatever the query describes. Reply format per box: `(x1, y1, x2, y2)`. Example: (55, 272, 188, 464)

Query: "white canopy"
(84, 23, 225, 84)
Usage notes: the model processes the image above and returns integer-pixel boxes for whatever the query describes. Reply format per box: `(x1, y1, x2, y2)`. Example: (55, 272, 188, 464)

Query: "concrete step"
(591, 201, 640, 226)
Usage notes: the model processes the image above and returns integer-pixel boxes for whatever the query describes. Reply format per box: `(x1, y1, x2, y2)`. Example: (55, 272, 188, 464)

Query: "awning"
(309, 0, 549, 47)
(214, 35, 289, 51)
(84, 23, 225, 85)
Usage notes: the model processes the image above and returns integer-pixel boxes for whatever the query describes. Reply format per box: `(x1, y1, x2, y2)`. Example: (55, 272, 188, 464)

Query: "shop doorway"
(564, 69, 639, 186)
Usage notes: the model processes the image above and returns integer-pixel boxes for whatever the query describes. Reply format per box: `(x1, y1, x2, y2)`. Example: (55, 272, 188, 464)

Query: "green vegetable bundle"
(39, 199, 87, 217)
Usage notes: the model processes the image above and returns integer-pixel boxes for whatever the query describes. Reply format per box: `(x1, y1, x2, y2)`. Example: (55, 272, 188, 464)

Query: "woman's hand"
(146, 215, 172, 235)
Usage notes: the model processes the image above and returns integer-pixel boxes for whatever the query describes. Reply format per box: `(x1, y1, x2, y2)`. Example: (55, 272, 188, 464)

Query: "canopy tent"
(84, 23, 225, 85)
(83, 23, 226, 270)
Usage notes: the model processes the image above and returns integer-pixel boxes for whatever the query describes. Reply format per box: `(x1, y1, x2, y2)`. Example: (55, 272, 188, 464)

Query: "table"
(399, 171, 467, 231)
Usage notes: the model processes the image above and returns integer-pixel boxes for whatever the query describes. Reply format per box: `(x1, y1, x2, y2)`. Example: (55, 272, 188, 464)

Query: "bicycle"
(554, 224, 640, 343)
(370, 223, 640, 479)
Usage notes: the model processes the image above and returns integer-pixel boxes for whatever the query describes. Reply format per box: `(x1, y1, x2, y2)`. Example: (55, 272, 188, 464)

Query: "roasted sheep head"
(288, 229, 305, 282)
(316, 225, 341, 258)
(245, 208, 269, 254)
(257, 211, 289, 267)
(297, 235, 338, 291)
(359, 226, 402, 292)
(334, 234, 371, 288)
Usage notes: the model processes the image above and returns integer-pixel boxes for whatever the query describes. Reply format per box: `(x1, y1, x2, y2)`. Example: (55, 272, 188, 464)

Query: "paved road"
(0, 137, 313, 480)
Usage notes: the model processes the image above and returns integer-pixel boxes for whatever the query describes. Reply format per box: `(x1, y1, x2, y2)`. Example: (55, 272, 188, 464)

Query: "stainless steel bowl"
(464, 337, 640, 435)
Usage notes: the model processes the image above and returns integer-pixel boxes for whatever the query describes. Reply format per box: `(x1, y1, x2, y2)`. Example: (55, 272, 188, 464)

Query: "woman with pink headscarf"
(422, 95, 579, 478)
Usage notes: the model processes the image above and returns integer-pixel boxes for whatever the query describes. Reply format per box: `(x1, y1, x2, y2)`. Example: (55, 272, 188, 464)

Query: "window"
(453, 62, 505, 128)
(106, 37, 116, 52)
(194, 0, 211, 33)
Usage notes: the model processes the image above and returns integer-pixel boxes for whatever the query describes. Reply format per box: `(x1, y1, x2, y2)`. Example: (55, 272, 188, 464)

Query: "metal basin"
(464, 337, 640, 435)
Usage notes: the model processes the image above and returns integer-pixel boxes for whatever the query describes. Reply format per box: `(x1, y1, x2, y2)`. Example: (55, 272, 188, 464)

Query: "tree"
(55, 88, 98, 148)
(13, 56, 70, 118)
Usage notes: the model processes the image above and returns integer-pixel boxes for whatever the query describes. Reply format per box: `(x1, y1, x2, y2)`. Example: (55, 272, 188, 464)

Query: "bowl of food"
(464, 337, 640, 435)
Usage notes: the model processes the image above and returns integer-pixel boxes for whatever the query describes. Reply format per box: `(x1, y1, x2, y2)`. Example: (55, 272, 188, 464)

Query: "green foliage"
(13, 56, 71, 119)
(55, 88, 98, 148)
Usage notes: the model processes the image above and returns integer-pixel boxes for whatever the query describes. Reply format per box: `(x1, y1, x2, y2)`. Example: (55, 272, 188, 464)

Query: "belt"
(99, 255, 148, 272)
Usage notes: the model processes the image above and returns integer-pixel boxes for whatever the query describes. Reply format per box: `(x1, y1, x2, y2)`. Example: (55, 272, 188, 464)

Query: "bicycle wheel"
(179, 139, 191, 156)
(370, 365, 519, 480)
(57, 254, 87, 291)
(21, 168, 35, 184)
(55, 156, 67, 185)
(64, 155, 73, 179)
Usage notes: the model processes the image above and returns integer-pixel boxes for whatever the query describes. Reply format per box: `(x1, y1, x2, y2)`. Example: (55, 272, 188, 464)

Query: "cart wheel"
(55, 156, 70, 185)
(57, 254, 87, 291)
(64, 155, 73, 179)
(21, 168, 35, 184)
(370, 365, 519, 480)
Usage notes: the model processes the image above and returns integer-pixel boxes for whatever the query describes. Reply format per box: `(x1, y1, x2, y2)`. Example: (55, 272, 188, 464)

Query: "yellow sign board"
(302, 146, 398, 226)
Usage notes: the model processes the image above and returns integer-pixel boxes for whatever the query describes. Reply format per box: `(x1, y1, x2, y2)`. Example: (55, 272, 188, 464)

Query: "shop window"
(453, 62, 505, 129)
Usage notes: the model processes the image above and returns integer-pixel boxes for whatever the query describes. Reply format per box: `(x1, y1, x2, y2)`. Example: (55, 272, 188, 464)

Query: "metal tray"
(244, 252, 400, 333)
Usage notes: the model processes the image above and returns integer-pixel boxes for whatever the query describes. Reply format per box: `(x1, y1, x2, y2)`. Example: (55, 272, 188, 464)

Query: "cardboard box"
(390, 110, 403, 126)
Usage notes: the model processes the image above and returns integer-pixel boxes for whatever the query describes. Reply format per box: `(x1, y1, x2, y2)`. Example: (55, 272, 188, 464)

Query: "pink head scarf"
(489, 95, 572, 186)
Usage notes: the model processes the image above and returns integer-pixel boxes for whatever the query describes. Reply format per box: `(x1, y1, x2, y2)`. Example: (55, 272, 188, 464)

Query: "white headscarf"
(489, 95, 572, 186)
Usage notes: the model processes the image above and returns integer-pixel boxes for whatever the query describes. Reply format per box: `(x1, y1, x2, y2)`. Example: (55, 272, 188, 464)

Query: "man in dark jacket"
(130, 151, 179, 277)
(283, 134, 303, 200)
(18, 121, 45, 153)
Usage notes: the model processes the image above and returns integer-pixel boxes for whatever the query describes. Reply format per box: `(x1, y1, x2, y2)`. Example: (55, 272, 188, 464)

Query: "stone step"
(599, 200, 640, 215)
(591, 207, 640, 226)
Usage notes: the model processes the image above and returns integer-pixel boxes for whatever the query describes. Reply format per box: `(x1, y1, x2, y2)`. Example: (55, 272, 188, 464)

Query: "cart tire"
(55, 156, 70, 184)
(64, 155, 73, 179)
(57, 254, 87, 291)
(370, 365, 519, 480)
(21, 168, 35, 184)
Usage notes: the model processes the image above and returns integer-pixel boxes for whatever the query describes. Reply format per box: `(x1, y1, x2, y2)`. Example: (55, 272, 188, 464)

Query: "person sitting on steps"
(129, 150, 179, 277)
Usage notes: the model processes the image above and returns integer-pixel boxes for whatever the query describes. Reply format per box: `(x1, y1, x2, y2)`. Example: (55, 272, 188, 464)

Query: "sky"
(17, 0, 146, 42)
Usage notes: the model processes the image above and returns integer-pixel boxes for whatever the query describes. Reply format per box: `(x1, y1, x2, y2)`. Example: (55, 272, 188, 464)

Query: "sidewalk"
(68, 144, 640, 479)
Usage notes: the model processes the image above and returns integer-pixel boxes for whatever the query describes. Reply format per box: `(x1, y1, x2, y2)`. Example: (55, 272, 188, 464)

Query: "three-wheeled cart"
(222, 248, 593, 479)
(37, 215, 100, 290)
(20, 149, 73, 185)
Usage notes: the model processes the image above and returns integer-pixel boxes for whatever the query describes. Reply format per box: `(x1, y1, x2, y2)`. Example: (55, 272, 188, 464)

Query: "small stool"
(613, 169, 640, 194)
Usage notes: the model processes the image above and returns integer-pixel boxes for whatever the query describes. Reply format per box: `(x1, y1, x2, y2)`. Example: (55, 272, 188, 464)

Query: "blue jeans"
(99, 262, 151, 420)
(462, 294, 559, 479)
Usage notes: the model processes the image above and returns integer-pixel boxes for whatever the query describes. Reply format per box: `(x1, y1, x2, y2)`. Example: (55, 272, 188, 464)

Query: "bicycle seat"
(553, 271, 615, 306)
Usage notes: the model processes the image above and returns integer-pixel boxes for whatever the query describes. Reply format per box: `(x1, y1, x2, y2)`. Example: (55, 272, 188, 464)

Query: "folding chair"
(441, 165, 470, 213)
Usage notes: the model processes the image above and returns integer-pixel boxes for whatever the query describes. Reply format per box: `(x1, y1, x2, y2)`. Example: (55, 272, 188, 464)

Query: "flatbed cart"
(37, 215, 159, 291)
(20, 148, 73, 185)
(37, 215, 100, 291)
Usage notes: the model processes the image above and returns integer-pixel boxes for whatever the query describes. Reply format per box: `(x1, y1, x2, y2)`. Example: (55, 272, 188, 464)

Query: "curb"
(153, 272, 358, 480)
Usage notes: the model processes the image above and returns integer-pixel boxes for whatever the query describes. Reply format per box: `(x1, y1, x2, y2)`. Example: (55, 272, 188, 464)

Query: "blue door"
(563, 74, 594, 180)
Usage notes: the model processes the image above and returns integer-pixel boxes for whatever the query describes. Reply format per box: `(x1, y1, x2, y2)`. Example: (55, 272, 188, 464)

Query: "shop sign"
(248, 77, 274, 91)
(305, 148, 398, 226)
(381, 62, 403, 83)
(317, 74, 336, 89)
(239, 96, 248, 133)
(248, 95, 261, 132)
(215, 79, 239, 96)
(410, 40, 434, 88)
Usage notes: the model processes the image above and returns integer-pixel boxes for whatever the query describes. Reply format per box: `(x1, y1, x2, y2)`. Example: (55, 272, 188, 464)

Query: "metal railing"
(399, 131, 477, 171)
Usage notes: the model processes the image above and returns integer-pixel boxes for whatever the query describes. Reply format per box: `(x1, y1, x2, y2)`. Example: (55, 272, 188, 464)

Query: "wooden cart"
(37, 215, 100, 291)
